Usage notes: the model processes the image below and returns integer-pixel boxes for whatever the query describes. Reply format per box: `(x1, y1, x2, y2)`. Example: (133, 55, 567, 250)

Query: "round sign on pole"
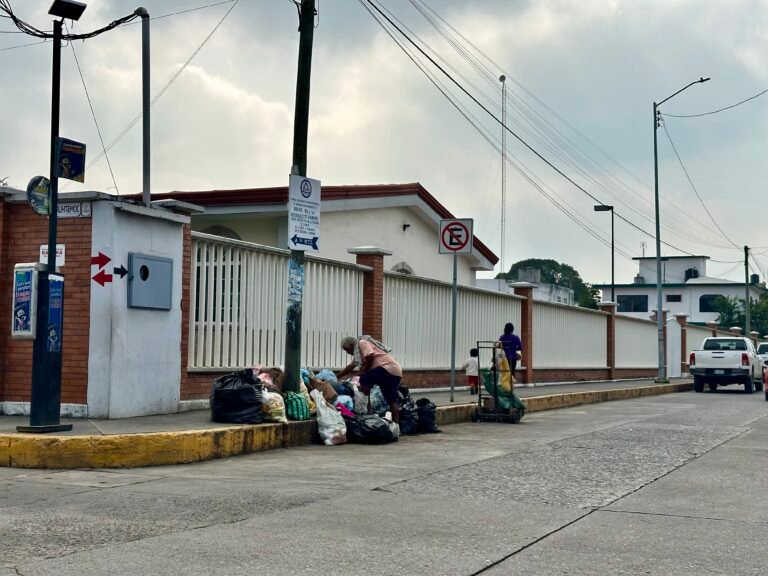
(26, 176, 51, 216)
(439, 219, 473, 254)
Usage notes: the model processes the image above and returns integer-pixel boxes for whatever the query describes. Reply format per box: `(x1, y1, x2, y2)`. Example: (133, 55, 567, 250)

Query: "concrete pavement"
(0, 390, 765, 575)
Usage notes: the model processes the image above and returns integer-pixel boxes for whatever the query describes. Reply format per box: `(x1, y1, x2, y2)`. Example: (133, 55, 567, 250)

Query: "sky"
(2, 0, 767, 287)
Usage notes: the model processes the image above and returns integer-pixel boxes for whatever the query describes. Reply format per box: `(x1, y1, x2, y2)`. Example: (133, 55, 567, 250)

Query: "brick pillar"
(348, 247, 392, 342)
(512, 283, 534, 384)
(600, 302, 617, 380)
(179, 223, 192, 397)
(749, 331, 759, 348)
(706, 321, 718, 336)
(676, 314, 688, 376)
(0, 196, 7, 400)
(730, 326, 742, 337)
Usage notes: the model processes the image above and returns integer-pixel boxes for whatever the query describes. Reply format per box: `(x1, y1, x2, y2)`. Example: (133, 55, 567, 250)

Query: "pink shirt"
(359, 339, 402, 377)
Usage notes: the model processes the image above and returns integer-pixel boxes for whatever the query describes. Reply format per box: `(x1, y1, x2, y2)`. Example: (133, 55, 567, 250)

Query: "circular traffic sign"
(26, 175, 50, 216)
(441, 220, 470, 252)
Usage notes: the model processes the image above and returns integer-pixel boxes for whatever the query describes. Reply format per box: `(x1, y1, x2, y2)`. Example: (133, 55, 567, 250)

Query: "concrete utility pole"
(283, 0, 316, 393)
(135, 7, 151, 207)
(745, 245, 751, 334)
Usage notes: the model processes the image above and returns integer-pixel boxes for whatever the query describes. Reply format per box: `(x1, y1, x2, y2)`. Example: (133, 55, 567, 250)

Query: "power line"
(0, 38, 47, 51)
(662, 88, 768, 118)
(362, 0, 716, 260)
(65, 22, 119, 194)
(660, 119, 738, 248)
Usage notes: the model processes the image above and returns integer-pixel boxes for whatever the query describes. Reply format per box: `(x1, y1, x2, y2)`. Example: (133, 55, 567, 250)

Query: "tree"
(713, 294, 768, 336)
(498, 258, 599, 309)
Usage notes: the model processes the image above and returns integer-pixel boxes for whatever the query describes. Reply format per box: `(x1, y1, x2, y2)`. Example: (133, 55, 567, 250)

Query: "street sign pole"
(19, 18, 71, 433)
(450, 252, 458, 403)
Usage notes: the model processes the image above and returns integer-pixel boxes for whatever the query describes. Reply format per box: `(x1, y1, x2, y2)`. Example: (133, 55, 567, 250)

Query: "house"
(595, 255, 764, 323)
(475, 267, 576, 305)
(148, 183, 497, 285)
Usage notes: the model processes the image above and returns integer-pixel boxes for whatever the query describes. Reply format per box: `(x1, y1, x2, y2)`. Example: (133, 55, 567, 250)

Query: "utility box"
(127, 253, 173, 310)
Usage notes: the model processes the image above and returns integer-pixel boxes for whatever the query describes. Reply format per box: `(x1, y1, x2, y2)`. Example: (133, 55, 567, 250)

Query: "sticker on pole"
(288, 175, 320, 253)
(439, 219, 473, 254)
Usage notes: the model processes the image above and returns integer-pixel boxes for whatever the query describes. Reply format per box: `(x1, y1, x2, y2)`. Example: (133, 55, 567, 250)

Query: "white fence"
(533, 302, 607, 368)
(615, 316, 658, 368)
(189, 233, 365, 370)
(383, 273, 522, 369)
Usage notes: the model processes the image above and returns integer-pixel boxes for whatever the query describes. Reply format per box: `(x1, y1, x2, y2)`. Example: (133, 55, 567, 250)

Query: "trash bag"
(415, 398, 440, 433)
(370, 386, 389, 415)
(261, 389, 288, 423)
(311, 389, 346, 446)
(343, 414, 400, 444)
(494, 347, 515, 393)
(284, 391, 311, 421)
(480, 369, 526, 413)
(398, 384, 412, 404)
(333, 381, 355, 398)
(316, 369, 338, 385)
(299, 381, 315, 415)
(307, 377, 338, 404)
(335, 394, 354, 412)
(353, 385, 370, 415)
(399, 401, 419, 435)
(210, 369, 264, 424)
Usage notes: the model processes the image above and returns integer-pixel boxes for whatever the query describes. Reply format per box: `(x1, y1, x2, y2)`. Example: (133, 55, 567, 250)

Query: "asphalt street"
(1, 390, 766, 575)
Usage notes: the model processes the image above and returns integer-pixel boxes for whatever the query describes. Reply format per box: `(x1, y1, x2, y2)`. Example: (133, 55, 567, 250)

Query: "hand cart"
(470, 340, 525, 424)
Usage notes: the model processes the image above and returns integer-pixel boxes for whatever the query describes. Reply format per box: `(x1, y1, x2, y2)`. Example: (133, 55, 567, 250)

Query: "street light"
(594, 204, 614, 303)
(653, 76, 710, 382)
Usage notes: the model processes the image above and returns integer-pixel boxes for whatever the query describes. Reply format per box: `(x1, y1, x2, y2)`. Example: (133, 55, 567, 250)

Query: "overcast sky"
(2, 0, 767, 286)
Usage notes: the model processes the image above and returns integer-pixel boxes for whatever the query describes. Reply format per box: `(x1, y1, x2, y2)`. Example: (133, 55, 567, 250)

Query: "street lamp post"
(653, 77, 710, 382)
(594, 205, 614, 302)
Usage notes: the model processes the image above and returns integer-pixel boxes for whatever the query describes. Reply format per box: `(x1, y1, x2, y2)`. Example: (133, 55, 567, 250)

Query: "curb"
(0, 383, 692, 469)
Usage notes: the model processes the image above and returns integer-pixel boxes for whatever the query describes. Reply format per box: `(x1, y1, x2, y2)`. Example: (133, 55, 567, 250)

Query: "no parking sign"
(439, 219, 473, 255)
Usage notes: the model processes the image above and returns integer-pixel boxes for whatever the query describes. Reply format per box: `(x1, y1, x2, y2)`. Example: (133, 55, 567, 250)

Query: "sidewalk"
(0, 378, 693, 469)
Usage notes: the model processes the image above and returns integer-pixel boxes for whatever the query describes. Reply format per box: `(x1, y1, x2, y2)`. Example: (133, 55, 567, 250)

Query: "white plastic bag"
(310, 389, 347, 446)
(261, 390, 288, 423)
(370, 385, 389, 415)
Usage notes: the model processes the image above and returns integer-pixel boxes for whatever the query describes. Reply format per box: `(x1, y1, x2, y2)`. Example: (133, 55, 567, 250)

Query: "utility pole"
(499, 75, 507, 277)
(283, 0, 316, 393)
(745, 245, 751, 334)
(136, 7, 151, 206)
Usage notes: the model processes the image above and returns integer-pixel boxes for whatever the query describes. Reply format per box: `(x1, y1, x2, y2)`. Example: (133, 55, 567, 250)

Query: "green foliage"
(712, 294, 768, 336)
(497, 258, 599, 309)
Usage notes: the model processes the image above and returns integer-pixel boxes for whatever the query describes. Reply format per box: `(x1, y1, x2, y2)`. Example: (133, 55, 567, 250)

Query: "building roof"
(144, 182, 499, 265)
(594, 278, 764, 290)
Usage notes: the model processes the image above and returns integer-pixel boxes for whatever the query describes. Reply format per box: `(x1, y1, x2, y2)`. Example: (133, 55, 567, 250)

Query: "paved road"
(1, 390, 766, 575)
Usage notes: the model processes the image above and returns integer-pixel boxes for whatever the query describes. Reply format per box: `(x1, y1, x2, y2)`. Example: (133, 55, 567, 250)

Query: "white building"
(596, 255, 764, 323)
(475, 268, 576, 305)
(149, 183, 498, 285)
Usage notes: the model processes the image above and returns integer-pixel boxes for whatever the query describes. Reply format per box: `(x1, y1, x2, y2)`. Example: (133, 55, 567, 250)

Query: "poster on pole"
(11, 264, 38, 340)
(287, 175, 320, 253)
(439, 219, 473, 255)
(47, 274, 64, 353)
(56, 138, 86, 183)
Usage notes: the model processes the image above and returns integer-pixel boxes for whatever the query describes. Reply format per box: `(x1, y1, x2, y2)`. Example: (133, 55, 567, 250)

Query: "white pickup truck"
(689, 337, 764, 394)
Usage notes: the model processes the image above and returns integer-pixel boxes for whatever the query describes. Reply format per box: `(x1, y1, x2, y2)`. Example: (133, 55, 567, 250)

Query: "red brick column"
(179, 223, 192, 399)
(676, 314, 688, 375)
(706, 321, 718, 336)
(348, 247, 392, 342)
(513, 283, 534, 384)
(730, 326, 743, 337)
(0, 196, 8, 400)
(600, 302, 617, 380)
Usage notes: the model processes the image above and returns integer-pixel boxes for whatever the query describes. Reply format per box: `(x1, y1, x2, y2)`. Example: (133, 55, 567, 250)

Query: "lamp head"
(699, 77, 711, 83)
(49, 0, 87, 21)
(594, 205, 613, 212)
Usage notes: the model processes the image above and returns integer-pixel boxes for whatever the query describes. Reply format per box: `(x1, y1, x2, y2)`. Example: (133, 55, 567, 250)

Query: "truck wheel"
(756, 379, 764, 392)
(765, 390, 768, 402)
(708, 382, 718, 392)
(693, 377, 704, 393)
(744, 377, 754, 394)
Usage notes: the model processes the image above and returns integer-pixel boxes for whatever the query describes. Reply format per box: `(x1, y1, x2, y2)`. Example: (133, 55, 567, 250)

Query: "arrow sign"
(90, 252, 111, 269)
(291, 235, 319, 251)
(92, 269, 113, 286)
(113, 265, 128, 279)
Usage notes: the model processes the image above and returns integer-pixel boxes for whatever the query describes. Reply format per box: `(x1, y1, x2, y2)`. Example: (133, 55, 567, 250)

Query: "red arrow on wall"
(92, 269, 113, 286)
(91, 252, 111, 268)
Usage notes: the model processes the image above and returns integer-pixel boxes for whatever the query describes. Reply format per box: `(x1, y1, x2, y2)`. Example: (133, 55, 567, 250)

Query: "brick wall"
(179, 223, 192, 400)
(355, 253, 384, 341)
(0, 202, 91, 404)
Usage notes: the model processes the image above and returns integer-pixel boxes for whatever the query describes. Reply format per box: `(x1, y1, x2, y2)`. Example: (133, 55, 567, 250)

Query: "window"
(666, 294, 682, 303)
(617, 295, 648, 313)
(699, 294, 721, 313)
(703, 338, 746, 351)
(757, 343, 768, 355)
(390, 261, 414, 275)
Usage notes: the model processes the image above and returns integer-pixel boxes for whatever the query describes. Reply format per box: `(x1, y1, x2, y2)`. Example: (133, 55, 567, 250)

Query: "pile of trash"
(210, 367, 441, 446)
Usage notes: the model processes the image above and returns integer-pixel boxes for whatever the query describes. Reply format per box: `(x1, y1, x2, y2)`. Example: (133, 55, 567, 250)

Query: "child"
(462, 348, 480, 394)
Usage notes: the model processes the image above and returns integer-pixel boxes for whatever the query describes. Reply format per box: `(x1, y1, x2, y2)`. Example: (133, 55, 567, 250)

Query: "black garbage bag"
(210, 369, 264, 424)
(398, 384, 412, 404)
(415, 398, 440, 433)
(398, 400, 419, 435)
(343, 414, 399, 444)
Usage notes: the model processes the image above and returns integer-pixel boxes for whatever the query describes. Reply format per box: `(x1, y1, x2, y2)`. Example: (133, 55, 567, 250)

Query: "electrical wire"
(660, 119, 738, 248)
(0, 38, 46, 51)
(362, 0, 719, 261)
(662, 89, 768, 118)
(65, 22, 119, 194)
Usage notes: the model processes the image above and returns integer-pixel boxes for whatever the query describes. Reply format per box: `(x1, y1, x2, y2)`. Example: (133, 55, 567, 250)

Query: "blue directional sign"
(291, 234, 319, 250)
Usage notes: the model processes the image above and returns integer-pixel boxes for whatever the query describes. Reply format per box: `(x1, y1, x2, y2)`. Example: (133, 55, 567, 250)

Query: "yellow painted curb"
(1, 383, 692, 469)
